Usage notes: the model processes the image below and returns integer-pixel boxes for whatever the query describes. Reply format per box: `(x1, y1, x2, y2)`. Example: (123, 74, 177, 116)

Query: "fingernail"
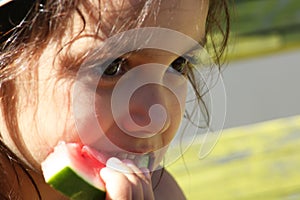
(106, 157, 130, 173)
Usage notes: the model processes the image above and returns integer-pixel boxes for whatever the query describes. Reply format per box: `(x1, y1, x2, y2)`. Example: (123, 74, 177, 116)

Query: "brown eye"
(169, 56, 189, 75)
(103, 57, 126, 76)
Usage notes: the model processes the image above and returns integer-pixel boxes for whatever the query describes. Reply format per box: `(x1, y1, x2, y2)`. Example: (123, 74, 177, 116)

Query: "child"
(0, 0, 230, 199)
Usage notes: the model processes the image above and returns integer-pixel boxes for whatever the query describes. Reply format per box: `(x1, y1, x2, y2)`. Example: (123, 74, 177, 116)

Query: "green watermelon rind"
(47, 166, 106, 200)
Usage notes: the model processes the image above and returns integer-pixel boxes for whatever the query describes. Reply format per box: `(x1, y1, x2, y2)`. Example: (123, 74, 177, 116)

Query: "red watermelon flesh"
(41, 142, 106, 200)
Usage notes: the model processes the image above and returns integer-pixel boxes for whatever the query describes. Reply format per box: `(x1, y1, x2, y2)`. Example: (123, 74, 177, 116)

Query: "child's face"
(11, 0, 209, 170)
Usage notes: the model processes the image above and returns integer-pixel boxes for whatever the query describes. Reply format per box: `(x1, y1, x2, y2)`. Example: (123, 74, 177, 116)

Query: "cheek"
(17, 80, 80, 165)
(163, 101, 185, 144)
(72, 84, 115, 148)
(94, 89, 114, 130)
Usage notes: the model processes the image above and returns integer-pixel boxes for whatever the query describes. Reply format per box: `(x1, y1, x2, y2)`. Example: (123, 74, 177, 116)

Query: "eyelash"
(101, 56, 190, 77)
(86, 55, 192, 88)
(103, 57, 127, 77)
(167, 56, 190, 76)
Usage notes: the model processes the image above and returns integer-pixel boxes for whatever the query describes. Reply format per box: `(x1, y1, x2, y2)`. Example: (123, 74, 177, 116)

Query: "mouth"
(83, 145, 156, 171)
(114, 152, 155, 170)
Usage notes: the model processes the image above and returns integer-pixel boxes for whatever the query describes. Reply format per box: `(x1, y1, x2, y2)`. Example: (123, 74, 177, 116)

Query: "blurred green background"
(227, 0, 300, 61)
(167, 0, 300, 199)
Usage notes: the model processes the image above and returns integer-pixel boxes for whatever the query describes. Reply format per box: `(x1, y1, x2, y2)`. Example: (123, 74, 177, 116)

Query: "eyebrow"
(123, 40, 205, 60)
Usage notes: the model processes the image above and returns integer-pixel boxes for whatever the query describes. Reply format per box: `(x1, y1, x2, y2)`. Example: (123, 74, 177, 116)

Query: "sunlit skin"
(0, 0, 209, 199)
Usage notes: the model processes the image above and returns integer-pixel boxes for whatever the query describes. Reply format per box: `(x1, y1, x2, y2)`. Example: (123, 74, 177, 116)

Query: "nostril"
(113, 83, 172, 138)
(129, 108, 151, 127)
(120, 107, 170, 138)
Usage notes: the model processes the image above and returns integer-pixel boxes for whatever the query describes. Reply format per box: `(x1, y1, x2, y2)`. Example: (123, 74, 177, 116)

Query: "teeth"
(114, 153, 150, 169)
(117, 153, 127, 160)
(127, 154, 136, 160)
(134, 155, 150, 169)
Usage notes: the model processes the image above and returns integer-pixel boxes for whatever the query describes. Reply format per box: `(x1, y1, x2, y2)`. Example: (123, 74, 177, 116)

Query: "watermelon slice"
(41, 142, 106, 200)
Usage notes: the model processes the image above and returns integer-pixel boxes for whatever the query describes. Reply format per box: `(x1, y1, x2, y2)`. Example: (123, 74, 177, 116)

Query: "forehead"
(80, 0, 208, 36)
(65, 0, 208, 58)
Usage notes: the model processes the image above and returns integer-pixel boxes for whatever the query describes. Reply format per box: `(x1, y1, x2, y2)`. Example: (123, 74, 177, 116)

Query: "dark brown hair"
(0, 0, 230, 199)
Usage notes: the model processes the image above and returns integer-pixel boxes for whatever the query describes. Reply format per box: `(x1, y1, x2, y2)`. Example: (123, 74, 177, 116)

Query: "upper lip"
(104, 126, 162, 153)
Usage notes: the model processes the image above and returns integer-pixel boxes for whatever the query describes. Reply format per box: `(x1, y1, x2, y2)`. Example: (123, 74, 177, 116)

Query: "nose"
(111, 65, 176, 138)
(110, 62, 187, 139)
(125, 83, 171, 136)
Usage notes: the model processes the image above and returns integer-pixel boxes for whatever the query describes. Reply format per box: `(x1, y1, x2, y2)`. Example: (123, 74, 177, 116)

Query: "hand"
(100, 157, 155, 200)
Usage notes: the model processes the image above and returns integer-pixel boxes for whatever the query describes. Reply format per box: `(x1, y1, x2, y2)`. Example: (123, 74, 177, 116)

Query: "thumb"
(100, 167, 132, 200)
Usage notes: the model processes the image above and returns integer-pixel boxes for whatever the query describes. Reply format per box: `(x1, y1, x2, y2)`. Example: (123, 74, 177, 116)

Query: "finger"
(122, 159, 150, 184)
(106, 157, 144, 200)
(139, 168, 154, 200)
(123, 160, 154, 200)
(118, 163, 144, 199)
(100, 167, 132, 200)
